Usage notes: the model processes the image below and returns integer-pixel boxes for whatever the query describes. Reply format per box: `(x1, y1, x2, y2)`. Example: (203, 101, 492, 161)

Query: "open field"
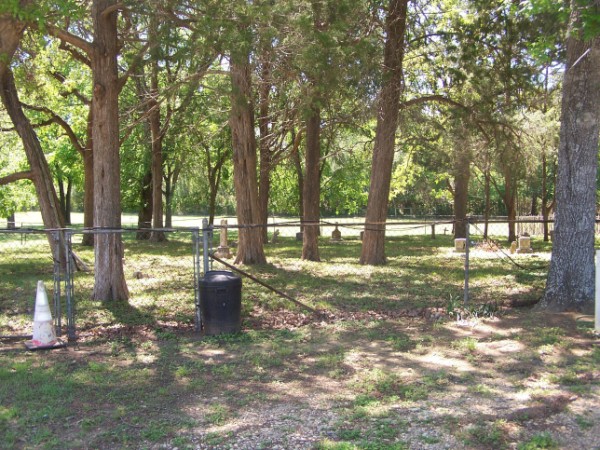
(0, 233, 598, 449)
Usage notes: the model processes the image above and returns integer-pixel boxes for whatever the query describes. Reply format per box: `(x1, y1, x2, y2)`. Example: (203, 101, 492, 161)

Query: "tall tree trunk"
(65, 176, 72, 225)
(292, 129, 304, 228)
(58, 172, 67, 221)
(136, 169, 152, 240)
(541, 151, 556, 242)
(504, 173, 517, 243)
(360, 0, 408, 265)
(81, 117, 95, 246)
(529, 194, 538, 216)
(148, 19, 166, 243)
(258, 60, 272, 244)
(453, 138, 471, 239)
(540, 1, 600, 314)
(91, 0, 128, 301)
(302, 103, 321, 261)
(7, 212, 15, 229)
(164, 163, 181, 228)
(0, 17, 65, 263)
(483, 169, 491, 239)
(164, 177, 173, 228)
(229, 50, 266, 265)
(57, 173, 73, 225)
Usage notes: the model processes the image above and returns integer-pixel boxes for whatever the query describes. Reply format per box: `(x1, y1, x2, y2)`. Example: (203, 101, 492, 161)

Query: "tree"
(90, 0, 128, 300)
(0, 5, 66, 263)
(360, 0, 408, 265)
(539, 0, 600, 313)
(229, 19, 267, 265)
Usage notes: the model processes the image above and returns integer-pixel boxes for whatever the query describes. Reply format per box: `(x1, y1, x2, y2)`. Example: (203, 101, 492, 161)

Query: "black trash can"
(199, 271, 242, 335)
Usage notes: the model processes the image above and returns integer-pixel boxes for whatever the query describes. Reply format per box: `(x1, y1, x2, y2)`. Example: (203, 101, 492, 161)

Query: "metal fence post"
(193, 228, 202, 332)
(596, 249, 600, 332)
(464, 218, 470, 306)
(52, 230, 62, 337)
(64, 230, 76, 341)
(202, 218, 210, 274)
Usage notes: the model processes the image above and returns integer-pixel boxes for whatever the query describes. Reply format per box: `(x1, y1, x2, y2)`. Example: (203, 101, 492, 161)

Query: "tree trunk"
(529, 194, 538, 216)
(540, 151, 555, 242)
(91, 0, 129, 301)
(229, 50, 266, 265)
(539, 1, 600, 314)
(504, 173, 517, 243)
(453, 138, 471, 239)
(148, 21, 166, 243)
(164, 163, 181, 228)
(292, 129, 304, 227)
(483, 169, 491, 239)
(136, 169, 152, 240)
(81, 121, 95, 246)
(258, 60, 272, 244)
(65, 176, 72, 225)
(164, 173, 173, 228)
(360, 0, 408, 265)
(7, 212, 15, 229)
(0, 18, 65, 263)
(302, 104, 321, 261)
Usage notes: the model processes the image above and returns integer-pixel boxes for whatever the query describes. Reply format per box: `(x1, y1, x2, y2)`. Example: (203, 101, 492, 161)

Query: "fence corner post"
(202, 218, 210, 274)
(594, 250, 600, 332)
(464, 217, 470, 307)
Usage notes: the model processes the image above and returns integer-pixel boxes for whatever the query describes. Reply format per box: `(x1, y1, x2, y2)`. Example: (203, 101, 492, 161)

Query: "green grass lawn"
(1, 231, 597, 449)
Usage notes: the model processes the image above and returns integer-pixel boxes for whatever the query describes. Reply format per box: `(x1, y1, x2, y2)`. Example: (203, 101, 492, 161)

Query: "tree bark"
(136, 168, 152, 240)
(7, 212, 15, 229)
(257, 55, 272, 244)
(229, 50, 266, 265)
(164, 162, 181, 228)
(453, 136, 471, 239)
(81, 108, 95, 246)
(302, 103, 321, 261)
(360, 0, 408, 265)
(292, 129, 305, 226)
(91, 0, 129, 301)
(539, 1, 600, 314)
(504, 171, 517, 243)
(148, 17, 166, 243)
(483, 169, 491, 239)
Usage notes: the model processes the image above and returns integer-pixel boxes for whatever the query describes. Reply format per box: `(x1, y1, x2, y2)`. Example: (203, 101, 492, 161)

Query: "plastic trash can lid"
(202, 270, 241, 284)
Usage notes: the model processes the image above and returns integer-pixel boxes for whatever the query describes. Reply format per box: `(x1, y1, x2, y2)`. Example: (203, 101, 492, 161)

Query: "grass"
(0, 230, 598, 448)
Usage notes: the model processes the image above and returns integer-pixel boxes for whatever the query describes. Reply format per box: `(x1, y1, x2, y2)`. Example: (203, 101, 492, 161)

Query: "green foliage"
(518, 432, 558, 450)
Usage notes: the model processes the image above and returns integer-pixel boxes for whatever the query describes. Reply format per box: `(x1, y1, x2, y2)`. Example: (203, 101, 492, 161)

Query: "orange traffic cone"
(25, 281, 65, 350)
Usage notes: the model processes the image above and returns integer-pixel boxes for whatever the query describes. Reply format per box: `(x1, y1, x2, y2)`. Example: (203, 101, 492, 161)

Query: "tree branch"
(21, 103, 85, 154)
(47, 25, 93, 56)
(51, 71, 91, 105)
(118, 41, 150, 92)
(101, 2, 126, 19)
(57, 40, 91, 66)
(0, 171, 32, 186)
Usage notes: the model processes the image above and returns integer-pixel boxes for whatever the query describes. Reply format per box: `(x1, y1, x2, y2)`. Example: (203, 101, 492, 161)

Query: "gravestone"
(270, 230, 280, 244)
(454, 238, 466, 252)
(516, 234, 533, 253)
(214, 219, 233, 259)
(331, 224, 342, 242)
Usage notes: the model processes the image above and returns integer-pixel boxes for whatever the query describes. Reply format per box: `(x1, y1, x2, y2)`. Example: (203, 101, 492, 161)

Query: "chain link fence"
(0, 230, 63, 339)
(0, 217, 572, 342)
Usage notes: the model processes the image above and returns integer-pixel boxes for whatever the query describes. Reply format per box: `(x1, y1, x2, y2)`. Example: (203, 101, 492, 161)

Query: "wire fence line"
(0, 217, 583, 342)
